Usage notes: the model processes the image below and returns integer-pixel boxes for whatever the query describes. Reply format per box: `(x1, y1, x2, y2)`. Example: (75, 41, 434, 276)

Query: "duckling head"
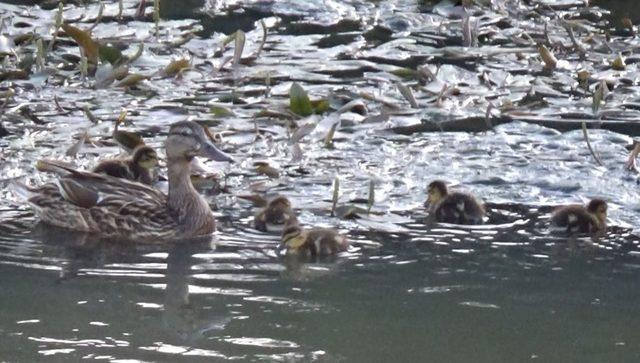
(166, 121, 234, 163)
(425, 180, 448, 209)
(279, 214, 305, 253)
(587, 198, 608, 228)
(132, 145, 159, 169)
(269, 196, 296, 222)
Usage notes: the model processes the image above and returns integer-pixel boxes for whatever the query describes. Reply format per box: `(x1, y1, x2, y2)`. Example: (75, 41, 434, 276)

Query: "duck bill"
(199, 142, 235, 163)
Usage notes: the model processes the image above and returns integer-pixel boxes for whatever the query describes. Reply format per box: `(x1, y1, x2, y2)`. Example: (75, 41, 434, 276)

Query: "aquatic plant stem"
(582, 121, 603, 166)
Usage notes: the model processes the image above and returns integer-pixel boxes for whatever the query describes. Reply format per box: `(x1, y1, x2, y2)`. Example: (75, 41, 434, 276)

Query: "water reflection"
(2, 202, 640, 360)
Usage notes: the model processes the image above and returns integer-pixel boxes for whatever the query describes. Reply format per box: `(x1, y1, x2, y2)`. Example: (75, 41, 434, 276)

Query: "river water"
(1, 0, 640, 361)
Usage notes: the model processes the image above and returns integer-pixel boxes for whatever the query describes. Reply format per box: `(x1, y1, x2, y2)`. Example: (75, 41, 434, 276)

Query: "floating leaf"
(611, 53, 626, 71)
(251, 19, 267, 60)
(324, 121, 338, 149)
(337, 99, 367, 115)
(128, 42, 144, 63)
(367, 179, 375, 214)
(311, 99, 330, 114)
(290, 142, 303, 162)
(592, 80, 609, 113)
(161, 58, 190, 78)
(290, 121, 317, 143)
(113, 130, 144, 152)
(113, 64, 129, 80)
(289, 82, 313, 116)
(115, 73, 148, 88)
(576, 70, 590, 83)
(0, 69, 28, 82)
(538, 44, 557, 70)
(82, 105, 99, 124)
(334, 205, 367, 219)
(0, 35, 13, 55)
(210, 105, 235, 118)
(61, 24, 99, 64)
(66, 131, 88, 157)
(390, 68, 418, 79)
(254, 109, 295, 120)
(233, 30, 245, 67)
(254, 161, 280, 178)
(397, 82, 418, 108)
(99, 44, 124, 65)
(237, 194, 269, 207)
(331, 176, 340, 217)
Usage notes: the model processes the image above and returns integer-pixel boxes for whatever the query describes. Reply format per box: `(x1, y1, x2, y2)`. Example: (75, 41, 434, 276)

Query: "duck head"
(166, 121, 234, 163)
(425, 180, 448, 209)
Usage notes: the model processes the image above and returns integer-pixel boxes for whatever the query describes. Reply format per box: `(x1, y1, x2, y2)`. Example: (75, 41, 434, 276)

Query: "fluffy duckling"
(424, 180, 485, 225)
(280, 217, 349, 257)
(550, 199, 607, 233)
(254, 196, 296, 232)
(92, 145, 158, 185)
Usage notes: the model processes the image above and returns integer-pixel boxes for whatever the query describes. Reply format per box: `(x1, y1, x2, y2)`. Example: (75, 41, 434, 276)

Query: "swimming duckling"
(92, 145, 159, 185)
(424, 180, 485, 225)
(550, 199, 607, 233)
(254, 195, 295, 232)
(280, 217, 349, 257)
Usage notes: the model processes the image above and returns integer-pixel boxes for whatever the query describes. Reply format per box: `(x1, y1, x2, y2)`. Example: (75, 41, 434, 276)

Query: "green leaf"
(311, 99, 330, 114)
(289, 82, 313, 117)
(210, 105, 235, 118)
(390, 67, 418, 79)
(99, 44, 124, 65)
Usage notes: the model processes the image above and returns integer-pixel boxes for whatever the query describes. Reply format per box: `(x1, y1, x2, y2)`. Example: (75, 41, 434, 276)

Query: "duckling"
(424, 180, 485, 225)
(280, 217, 349, 257)
(254, 195, 295, 232)
(92, 145, 158, 185)
(550, 199, 607, 233)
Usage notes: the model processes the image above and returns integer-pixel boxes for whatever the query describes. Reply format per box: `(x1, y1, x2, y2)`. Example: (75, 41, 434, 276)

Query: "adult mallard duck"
(254, 195, 295, 232)
(280, 216, 349, 257)
(424, 180, 485, 225)
(12, 121, 234, 241)
(92, 145, 159, 185)
(550, 199, 607, 234)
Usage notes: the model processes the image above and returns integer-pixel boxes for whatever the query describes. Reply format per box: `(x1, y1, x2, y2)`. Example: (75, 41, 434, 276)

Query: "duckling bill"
(92, 145, 159, 185)
(425, 180, 485, 225)
(550, 199, 607, 234)
(280, 217, 349, 257)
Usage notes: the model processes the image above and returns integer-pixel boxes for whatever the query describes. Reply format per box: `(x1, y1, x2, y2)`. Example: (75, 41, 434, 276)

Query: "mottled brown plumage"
(14, 121, 234, 241)
(280, 217, 349, 257)
(254, 196, 295, 232)
(92, 145, 158, 185)
(425, 180, 485, 225)
(551, 199, 607, 234)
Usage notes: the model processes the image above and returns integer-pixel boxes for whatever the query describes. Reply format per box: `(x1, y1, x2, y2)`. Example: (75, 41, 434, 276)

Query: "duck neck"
(167, 157, 198, 217)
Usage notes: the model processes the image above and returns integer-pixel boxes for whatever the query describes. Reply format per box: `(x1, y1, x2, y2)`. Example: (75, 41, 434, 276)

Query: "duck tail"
(35, 159, 79, 176)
